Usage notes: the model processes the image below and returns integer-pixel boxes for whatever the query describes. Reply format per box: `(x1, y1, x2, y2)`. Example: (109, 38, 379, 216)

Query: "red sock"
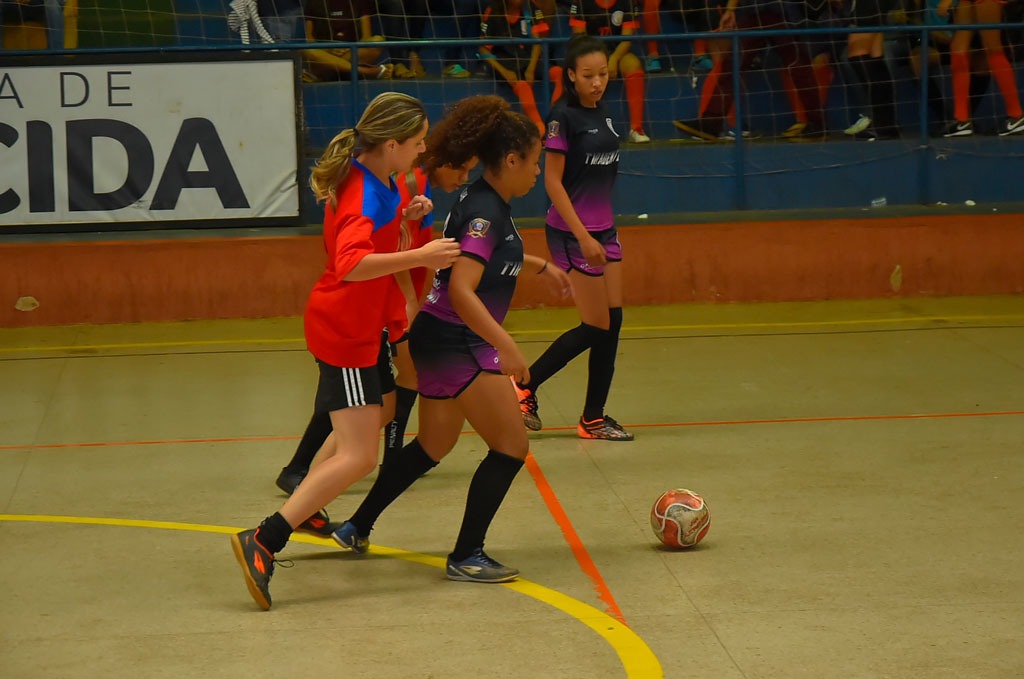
(986, 49, 1023, 119)
(951, 52, 970, 122)
(698, 60, 721, 117)
(550, 66, 564, 104)
(643, 0, 660, 55)
(513, 80, 545, 135)
(624, 71, 646, 132)
(694, 38, 707, 58)
(814, 55, 833, 109)
(781, 70, 807, 124)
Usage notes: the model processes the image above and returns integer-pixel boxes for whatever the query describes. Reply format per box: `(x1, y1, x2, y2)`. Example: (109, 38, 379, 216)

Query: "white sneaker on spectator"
(628, 129, 651, 143)
(844, 114, 871, 136)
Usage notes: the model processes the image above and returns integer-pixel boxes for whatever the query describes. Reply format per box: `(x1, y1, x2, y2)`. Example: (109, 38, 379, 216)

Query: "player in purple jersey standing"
(512, 34, 634, 441)
(330, 95, 571, 583)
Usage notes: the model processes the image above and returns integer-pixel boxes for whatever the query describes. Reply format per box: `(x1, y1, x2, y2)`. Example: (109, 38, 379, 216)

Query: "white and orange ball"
(650, 489, 710, 549)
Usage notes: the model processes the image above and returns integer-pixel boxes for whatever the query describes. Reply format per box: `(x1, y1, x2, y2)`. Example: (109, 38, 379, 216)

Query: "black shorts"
(409, 312, 501, 399)
(313, 332, 395, 413)
(849, 0, 896, 25)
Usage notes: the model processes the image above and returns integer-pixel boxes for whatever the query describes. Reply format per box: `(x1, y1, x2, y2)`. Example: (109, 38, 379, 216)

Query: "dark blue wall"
(300, 73, 1024, 224)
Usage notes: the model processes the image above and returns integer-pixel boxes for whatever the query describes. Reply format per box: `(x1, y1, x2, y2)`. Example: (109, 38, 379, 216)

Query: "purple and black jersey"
(569, 0, 639, 37)
(544, 98, 620, 232)
(421, 177, 524, 330)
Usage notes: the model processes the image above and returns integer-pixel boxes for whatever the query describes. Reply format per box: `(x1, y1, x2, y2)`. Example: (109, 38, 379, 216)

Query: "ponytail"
(310, 129, 358, 207)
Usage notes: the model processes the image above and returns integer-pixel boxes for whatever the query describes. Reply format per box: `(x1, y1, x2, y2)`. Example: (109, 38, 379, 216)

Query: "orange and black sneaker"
(231, 529, 276, 610)
(294, 508, 340, 538)
(511, 377, 542, 431)
(577, 415, 635, 441)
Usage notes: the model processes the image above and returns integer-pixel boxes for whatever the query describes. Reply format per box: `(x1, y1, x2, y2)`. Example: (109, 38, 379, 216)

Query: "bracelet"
(537, 261, 548, 275)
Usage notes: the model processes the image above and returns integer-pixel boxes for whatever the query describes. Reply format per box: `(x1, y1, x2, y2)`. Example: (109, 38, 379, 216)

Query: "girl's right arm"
(544, 152, 607, 266)
(344, 238, 461, 281)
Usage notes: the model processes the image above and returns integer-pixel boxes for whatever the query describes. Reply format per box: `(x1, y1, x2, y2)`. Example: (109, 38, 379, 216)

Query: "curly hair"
(422, 94, 539, 174)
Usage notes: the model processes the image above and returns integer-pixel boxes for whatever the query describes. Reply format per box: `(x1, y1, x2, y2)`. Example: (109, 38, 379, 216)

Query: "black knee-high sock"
(583, 307, 623, 422)
(450, 450, 524, 562)
(348, 438, 437, 536)
(283, 411, 333, 473)
(926, 74, 946, 124)
(255, 512, 294, 554)
(383, 386, 418, 467)
(853, 56, 897, 134)
(521, 322, 605, 393)
(969, 71, 991, 118)
(864, 56, 897, 133)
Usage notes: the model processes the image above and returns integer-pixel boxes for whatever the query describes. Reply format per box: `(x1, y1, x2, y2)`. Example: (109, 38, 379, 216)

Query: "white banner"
(0, 57, 300, 227)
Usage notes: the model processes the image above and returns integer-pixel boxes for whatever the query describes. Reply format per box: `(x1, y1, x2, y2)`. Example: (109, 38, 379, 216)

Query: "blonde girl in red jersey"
(939, 0, 1024, 136)
(231, 92, 461, 611)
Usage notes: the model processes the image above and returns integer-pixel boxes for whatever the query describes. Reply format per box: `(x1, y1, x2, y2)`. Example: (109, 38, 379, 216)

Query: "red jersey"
(304, 159, 403, 368)
(398, 167, 436, 298)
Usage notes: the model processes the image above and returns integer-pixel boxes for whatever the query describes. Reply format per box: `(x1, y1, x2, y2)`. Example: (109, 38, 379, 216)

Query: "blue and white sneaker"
(644, 55, 663, 73)
(331, 521, 369, 554)
(446, 549, 519, 583)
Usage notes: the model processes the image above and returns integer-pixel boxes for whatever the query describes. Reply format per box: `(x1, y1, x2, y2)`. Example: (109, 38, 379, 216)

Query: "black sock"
(969, 72, 991, 118)
(863, 56, 897, 133)
(348, 438, 437, 536)
(256, 512, 293, 554)
(583, 307, 622, 422)
(926, 75, 946, 123)
(383, 386, 418, 467)
(521, 322, 604, 393)
(283, 411, 332, 474)
(450, 450, 524, 562)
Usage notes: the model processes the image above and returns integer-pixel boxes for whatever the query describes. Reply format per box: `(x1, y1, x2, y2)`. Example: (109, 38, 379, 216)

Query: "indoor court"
(2, 295, 1023, 678)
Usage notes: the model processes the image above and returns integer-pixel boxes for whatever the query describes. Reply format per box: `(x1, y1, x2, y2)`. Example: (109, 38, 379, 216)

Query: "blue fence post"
(917, 24, 931, 206)
(730, 31, 747, 210)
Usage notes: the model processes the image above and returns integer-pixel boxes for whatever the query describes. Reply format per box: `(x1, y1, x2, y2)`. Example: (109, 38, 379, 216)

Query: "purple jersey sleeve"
(544, 112, 571, 153)
(458, 215, 502, 263)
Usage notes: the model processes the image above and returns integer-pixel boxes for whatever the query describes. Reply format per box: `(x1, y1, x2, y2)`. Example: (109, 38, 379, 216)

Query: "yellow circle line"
(0, 513, 663, 678)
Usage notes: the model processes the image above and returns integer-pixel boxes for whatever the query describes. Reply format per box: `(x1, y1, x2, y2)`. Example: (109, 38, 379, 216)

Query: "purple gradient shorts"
(409, 312, 501, 399)
(545, 225, 623, 276)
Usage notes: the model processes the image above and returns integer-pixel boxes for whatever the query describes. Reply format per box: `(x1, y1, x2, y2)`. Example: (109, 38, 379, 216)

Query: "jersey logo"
(547, 120, 560, 139)
(468, 217, 491, 238)
(605, 117, 619, 137)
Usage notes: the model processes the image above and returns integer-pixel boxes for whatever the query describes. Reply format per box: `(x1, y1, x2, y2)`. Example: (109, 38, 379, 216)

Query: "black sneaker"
(275, 467, 306, 495)
(942, 120, 973, 137)
(511, 377, 542, 431)
(673, 118, 722, 141)
(446, 549, 519, 583)
(577, 415, 635, 441)
(850, 129, 878, 141)
(294, 508, 340, 537)
(230, 529, 276, 610)
(719, 127, 762, 140)
(998, 115, 1024, 136)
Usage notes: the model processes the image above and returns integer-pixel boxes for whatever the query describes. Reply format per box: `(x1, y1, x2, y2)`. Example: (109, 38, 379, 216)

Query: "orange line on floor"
(3, 409, 1021, 451)
(524, 452, 628, 626)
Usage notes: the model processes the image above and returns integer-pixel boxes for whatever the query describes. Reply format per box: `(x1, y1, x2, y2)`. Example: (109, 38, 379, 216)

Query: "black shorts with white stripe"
(314, 339, 395, 413)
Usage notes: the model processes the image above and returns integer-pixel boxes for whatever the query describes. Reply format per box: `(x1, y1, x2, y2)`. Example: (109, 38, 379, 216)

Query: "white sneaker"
(628, 129, 651, 143)
(844, 114, 871, 136)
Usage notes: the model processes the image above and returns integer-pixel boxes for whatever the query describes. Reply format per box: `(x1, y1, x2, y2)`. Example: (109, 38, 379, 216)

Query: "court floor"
(2, 295, 1023, 678)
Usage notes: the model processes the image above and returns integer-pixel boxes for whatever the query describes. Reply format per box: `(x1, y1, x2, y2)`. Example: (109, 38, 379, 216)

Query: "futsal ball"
(650, 489, 710, 549)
